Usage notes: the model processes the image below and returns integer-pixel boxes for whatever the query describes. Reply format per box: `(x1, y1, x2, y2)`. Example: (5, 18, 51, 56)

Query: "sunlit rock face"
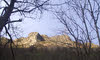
(0, 37, 9, 47)
(50, 35, 74, 47)
(27, 32, 44, 43)
(14, 32, 44, 48)
(34, 34, 75, 49)
(0, 32, 99, 48)
(14, 33, 75, 48)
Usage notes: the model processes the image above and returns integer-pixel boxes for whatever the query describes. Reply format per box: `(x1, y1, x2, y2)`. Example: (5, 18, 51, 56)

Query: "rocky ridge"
(0, 32, 98, 48)
(14, 32, 74, 48)
(14, 32, 45, 47)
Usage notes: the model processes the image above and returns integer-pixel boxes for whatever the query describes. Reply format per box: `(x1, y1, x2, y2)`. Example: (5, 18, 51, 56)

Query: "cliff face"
(14, 32, 45, 47)
(13, 32, 73, 48)
(50, 35, 74, 47)
(0, 32, 98, 48)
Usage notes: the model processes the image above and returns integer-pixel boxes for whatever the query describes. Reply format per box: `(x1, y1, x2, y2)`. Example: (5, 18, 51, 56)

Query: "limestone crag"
(14, 32, 44, 47)
(41, 35, 50, 41)
(50, 35, 74, 47)
(27, 32, 44, 42)
(14, 32, 74, 48)
(34, 34, 75, 48)
(0, 37, 8, 47)
(0, 32, 98, 48)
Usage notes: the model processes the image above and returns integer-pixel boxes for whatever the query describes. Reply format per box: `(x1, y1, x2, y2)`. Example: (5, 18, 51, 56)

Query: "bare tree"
(0, 0, 50, 45)
(54, 0, 100, 59)
(0, 0, 49, 60)
(55, 0, 100, 46)
(0, 0, 49, 32)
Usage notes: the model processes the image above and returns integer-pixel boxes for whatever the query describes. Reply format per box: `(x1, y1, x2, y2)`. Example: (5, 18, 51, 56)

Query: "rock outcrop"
(50, 35, 74, 47)
(0, 32, 98, 48)
(41, 35, 50, 41)
(0, 37, 9, 47)
(14, 32, 74, 48)
(14, 32, 45, 47)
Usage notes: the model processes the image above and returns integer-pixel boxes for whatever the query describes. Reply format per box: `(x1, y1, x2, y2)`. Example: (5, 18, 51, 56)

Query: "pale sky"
(15, 11, 64, 37)
(0, 0, 99, 45)
(0, 0, 65, 37)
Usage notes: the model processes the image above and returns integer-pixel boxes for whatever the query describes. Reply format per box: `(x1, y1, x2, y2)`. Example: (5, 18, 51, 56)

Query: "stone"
(50, 34, 74, 46)
(41, 34, 50, 41)
(1, 32, 98, 48)
(14, 32, 44, 48)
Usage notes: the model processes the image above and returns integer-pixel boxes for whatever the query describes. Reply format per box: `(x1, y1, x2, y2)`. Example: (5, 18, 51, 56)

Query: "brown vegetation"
(0, 32, 100, 60)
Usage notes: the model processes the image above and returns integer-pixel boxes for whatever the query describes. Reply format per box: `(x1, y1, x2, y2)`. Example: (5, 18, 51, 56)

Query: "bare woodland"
(0, 0, 100, 60)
